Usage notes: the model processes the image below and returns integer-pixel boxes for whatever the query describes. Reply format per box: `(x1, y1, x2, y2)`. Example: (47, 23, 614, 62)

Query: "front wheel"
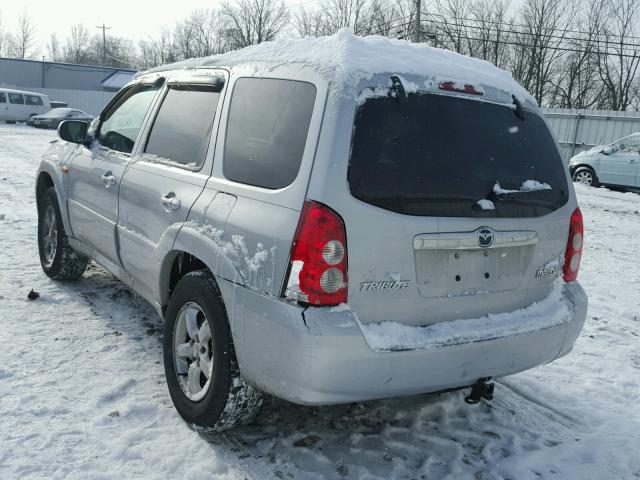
(163, 271, 263, 431)
(572, 167, 599, 187)
(38, 187, 88, 280)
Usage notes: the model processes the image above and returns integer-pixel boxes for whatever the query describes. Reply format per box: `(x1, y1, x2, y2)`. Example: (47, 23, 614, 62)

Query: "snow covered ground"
(1, 123, 639, 479)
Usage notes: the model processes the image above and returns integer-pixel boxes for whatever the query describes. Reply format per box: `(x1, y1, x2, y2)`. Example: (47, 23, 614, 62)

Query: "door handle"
(161, 192, 181, 211)
(101, 171, 117, 188)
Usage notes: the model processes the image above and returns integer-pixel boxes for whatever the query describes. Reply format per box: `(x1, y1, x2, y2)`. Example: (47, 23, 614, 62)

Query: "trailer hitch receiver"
(465, 378, 494, 405)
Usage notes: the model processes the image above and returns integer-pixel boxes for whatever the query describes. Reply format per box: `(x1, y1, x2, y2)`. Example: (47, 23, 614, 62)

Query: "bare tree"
(222, 0, 289, 48)
(63, 24, 91, 64)
(47, 33, 62, 61)
(428, 0, 474, 54)
(139, 28, 180, 69)
(190, 9, 230, 56)
(0, 10, 8, 57)
(509, 0, 575, 105)
(596, 0, 640, 110)
(293, 6, 326, 37)
(320, 0, 372, 35)
(368, 0, 417, 39)
(467, 0, 513, 69)
(549, 0, 604, 108)
(11, 11, 38, 59)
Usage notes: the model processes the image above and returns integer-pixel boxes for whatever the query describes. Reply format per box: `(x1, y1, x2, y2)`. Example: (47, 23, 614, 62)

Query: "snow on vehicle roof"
(143, 29, 535, 104)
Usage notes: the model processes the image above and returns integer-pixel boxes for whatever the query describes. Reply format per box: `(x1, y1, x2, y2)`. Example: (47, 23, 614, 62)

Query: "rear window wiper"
(512, 95, 525, 120)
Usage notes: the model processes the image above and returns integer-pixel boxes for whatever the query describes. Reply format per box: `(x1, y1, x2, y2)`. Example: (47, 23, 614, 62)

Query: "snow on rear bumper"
(233, 281, 587, 406)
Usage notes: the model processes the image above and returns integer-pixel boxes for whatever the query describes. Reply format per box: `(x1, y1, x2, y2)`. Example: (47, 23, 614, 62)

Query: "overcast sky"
(0, 0, 309, 58)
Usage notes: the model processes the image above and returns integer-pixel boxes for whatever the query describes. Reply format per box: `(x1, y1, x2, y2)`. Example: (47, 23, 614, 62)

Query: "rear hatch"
(344, 89, 570, 326)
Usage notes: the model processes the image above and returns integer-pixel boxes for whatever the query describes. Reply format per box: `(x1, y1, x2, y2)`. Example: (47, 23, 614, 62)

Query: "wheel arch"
(35, 167, 74, 236)
(157, 236, 247, 365)
(572, 164, 597, 173)
(157, 225, 245, 314)
(35, 171, 54, 210)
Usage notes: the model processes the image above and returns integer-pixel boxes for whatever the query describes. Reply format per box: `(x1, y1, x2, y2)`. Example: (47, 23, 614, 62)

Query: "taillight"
(284, 200, 348, 306)
(563, 208, 583, 282)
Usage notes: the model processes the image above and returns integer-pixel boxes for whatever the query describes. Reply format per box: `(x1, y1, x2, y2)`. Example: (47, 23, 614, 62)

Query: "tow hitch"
(465, 378, 495, 404)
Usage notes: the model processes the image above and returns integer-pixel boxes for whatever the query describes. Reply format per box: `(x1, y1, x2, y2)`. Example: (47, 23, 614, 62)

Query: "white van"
(0, 88, 51, 123)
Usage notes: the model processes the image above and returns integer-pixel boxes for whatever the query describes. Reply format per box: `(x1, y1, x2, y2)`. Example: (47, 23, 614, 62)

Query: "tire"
(572, 167, 599, 187)
(163, 270, 263, 431)
(37, 187, 89, 280)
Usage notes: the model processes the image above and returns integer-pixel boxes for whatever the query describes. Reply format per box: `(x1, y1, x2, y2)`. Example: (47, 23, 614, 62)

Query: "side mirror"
(603, 146, 614, 155)
(58, 120, 88, 145)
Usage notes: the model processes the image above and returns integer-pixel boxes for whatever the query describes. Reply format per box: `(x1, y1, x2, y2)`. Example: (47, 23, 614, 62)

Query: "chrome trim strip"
(413, 229, 538, 250)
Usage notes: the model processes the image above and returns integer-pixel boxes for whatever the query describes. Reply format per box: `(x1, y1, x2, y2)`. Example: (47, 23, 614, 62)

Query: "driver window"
(622, 136, 640, 153)
(98, 85, 159, 154)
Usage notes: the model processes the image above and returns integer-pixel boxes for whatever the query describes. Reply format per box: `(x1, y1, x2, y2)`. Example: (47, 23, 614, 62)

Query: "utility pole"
(414, 0, 422, 42)
(96, 23, 111, 65)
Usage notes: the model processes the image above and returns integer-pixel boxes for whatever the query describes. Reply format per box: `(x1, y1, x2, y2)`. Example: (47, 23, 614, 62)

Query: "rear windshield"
(347, 93, 568, 217)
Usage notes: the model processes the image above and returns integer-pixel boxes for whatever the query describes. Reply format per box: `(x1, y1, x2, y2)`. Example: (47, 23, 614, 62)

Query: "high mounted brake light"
(563, 208, 583, 282)
(284, 200, 348, 306)
(438, 81, 483, 96)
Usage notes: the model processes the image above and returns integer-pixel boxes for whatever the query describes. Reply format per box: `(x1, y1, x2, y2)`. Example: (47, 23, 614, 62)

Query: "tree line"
(1, 0, 639, 110)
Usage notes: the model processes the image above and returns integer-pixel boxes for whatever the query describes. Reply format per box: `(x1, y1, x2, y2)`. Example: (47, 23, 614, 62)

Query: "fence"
(24, 87, 116, 117)
(543, 108, 640, 162)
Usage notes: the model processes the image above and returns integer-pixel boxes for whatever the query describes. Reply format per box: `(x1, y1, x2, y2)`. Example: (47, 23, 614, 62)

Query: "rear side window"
(224, 78, 316, 189)
(25, 95, 43, 106)
(0, 93, 6, 103)
(145, 86, 220, 168)
(9, 94, 24, 105)
(98, 85, 159, 154)
(348, 93, 568, 218)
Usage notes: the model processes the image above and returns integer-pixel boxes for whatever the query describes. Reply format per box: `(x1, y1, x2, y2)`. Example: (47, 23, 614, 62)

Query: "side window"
(144, 85, 221, 168)
(224, 78, 316, 189)
(25, 95, 43, 106)
(621, 136, 640, 153)
(98, 85, 159, 154)
(0, 93, 6, 103)
(9, 94, 25, 105)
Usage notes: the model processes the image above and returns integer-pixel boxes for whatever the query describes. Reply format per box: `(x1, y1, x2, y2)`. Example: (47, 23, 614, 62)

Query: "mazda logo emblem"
(478, 228, 494, 248)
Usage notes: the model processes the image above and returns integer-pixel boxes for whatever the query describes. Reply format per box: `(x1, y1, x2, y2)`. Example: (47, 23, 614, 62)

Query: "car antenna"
(512, 95, 525, 120)
(390, 75, 407, 104)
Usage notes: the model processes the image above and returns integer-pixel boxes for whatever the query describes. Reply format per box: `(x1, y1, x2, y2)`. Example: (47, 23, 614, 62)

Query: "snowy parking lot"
(1, 122, 639, 479)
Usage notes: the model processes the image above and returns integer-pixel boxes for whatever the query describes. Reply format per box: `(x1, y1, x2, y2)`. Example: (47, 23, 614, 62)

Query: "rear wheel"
(37, 187, 88, 280)
(163, 270, 263, 431)
(572, 167, 599, 187)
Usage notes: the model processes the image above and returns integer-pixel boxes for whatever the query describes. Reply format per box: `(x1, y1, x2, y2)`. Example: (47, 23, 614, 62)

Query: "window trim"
(25, 95, 43, 106)
(96, 83, 160, 155)
(8, 93, 25, 105)
(221, 76, 318, 191)
(140, 83, 222, 172)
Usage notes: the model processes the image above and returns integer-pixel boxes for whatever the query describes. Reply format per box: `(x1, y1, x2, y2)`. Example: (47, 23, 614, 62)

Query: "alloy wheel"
(41, 205, 58, 267)
(173, 302, 214, 401)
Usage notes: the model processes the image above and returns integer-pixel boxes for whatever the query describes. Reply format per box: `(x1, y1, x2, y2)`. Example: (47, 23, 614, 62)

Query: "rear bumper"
(232, 281, 587, 405)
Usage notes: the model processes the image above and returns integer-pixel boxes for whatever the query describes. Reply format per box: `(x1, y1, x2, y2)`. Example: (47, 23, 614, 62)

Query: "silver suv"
(35, 36, 588, 431)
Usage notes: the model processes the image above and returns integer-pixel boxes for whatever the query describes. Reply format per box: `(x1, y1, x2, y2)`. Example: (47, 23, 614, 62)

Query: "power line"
(423, 15, 640, 52)
(365, 14, 640, 59)
(427, 26, 640, 59)
(424, 11, 640, 44)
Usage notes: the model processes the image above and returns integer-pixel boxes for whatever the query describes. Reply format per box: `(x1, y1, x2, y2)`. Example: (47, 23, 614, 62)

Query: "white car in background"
(0, 88, 50, 123)
(569, 133, 640, 190)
